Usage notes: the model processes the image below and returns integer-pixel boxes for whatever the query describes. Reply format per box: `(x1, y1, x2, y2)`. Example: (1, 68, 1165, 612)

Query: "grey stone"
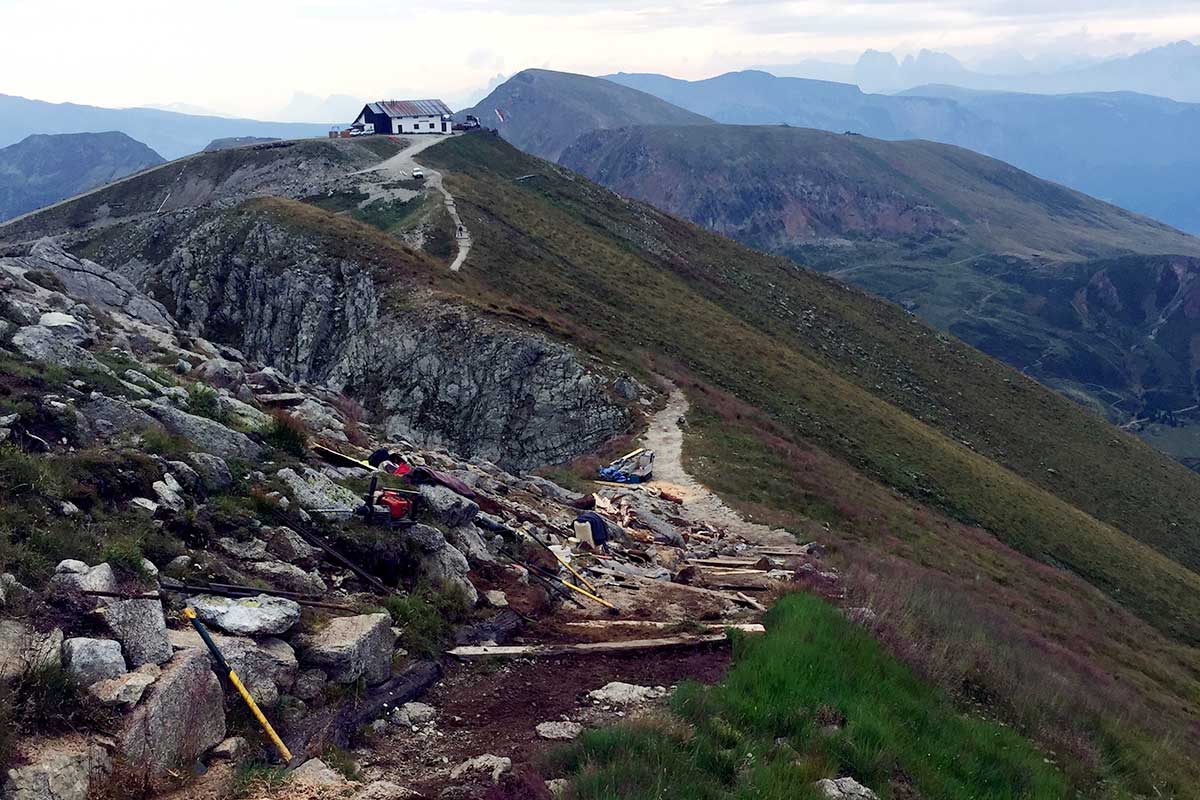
(2, 742, 110, 800)
(187, 594, 301, 637)
(124, 369, 166, 393)
(144, 401, 262, 460)
(418, 484, 478, 527)
(50, 561, 119, 599)
(209, 736, 251, 763)
(0, 621, 63, 681)
(79, 394, 159, 439)
(117, 649, 226, 785)
(195, 358, 246, 391)
(587, 682, 667, 705)
(165, 460, 202, 494)
(350, 780, 421, 800)
(99, 599, 172, 667)
(289, 758, 345, 787)
(37, 311, 90, 344)
(814, 777, 879, 799)
(24, 239, 175, 328)
(184, 452, 233, 493)
(168, 628, 296, 706)
(11, 325, 110, 375)
(89, 667, 158, 708)
(407, 529, 477, 607)
(264, 526, 321, 568)
(535, 720, 582, 741)
(483, 590, 508, 608)
(276, 467, 359, 513)
(391, 701, 435, 728)
(291, 668, 328, 701)
(247, 560, 327, 595)
(152, 476, 186, 512)
(62, 638, 127, 686)
(447, 524, 494, 564)
(215, 537, 269, 561)
(449, 754, 510, 783)
(294, 613, 395, 685)
(129, 497, 159, 514)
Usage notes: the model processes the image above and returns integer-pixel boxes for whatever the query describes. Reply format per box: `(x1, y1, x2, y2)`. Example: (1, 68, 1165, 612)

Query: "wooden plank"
(736, 592, 768, 612)
(448, 634, 733, 658)
(564, 621, 764, 633)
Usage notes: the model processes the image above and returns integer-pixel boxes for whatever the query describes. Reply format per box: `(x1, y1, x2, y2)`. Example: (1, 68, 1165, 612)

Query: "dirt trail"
(358, 135, 471, 271)
(639, 389, 795, 549)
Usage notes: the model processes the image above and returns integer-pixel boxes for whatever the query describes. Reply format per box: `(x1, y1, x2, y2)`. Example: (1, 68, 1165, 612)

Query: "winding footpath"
(638, 388, 797, 549)
(358, 135, 472, 271)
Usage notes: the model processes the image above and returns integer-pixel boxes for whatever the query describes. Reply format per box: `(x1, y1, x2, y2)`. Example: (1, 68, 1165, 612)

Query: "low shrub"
(186, 382, 227, 423)
(383, 581, 472, 656)
(263, 410, 308, 457)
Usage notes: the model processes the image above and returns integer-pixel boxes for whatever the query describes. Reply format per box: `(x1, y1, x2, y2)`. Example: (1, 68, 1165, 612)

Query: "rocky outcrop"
(73, 215, 630, 471)
(168, 628, 297, 706)
(117, 649, 225, 785)
(294, 613, 395, 685)
(404, 524, 478, 605)
(2, 739, 111, 800)
(100, 599, 172, 668)
(62, 638, 127, 686)
(143, 402, 262, 460)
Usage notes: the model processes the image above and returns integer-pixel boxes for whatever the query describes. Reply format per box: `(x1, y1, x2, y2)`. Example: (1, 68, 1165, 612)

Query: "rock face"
(82, 215, 629, 471)
(294, 613, 395, 685)
(99, 599, 172, 667)
(117, 649, 226, 785)
(187, 594, 301, 636)
(62, 637, 127, 686)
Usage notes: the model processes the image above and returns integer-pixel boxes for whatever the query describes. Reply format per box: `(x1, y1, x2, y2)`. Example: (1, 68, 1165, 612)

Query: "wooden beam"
(564, 621, 765, 633)
(448, 633, 736, 658)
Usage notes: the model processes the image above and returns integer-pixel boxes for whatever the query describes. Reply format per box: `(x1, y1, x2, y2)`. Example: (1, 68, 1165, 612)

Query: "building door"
(441, 121, 448, 132)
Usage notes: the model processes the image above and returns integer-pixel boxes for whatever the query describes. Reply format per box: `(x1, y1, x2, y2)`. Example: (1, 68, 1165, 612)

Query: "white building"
(351, 99, 453, 135)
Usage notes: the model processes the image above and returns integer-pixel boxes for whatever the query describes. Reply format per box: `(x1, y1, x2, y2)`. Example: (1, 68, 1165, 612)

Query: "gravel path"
(639, 388, 795, 548)
(358, 135, 471, 271)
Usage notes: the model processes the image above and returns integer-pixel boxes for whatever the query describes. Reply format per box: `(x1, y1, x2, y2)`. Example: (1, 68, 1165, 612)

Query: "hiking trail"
(638, 388, 795, 549)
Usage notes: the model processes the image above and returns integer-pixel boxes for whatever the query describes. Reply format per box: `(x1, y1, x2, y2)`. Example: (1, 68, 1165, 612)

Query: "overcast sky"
(2, 0, 1198, 118)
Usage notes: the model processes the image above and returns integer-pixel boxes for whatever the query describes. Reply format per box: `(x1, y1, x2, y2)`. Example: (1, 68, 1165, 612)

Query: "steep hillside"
(7, 132, 1200, 793)
(0, 131, 163, 221)
(456, 68, 712, 161)
(557, 122, 1200, 456)
(608, 70, 1200, 235)
(0, 92, 330, 158)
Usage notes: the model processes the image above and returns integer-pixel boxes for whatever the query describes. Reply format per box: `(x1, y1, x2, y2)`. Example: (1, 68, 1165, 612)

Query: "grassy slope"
(409, 134, 1200, 791)
(554, 594, 1070, 800)
(421, 134, 1200, 636)
(558, 123, 1200, 261)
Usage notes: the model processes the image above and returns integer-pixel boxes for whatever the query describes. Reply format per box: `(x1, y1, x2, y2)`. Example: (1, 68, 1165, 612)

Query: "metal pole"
(183, 608, 293, 763)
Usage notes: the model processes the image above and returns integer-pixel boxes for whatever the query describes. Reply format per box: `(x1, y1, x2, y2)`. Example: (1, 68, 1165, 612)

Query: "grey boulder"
(188, 594, 301, 637)
(294, 613, 395, 685)
(62, 637, 127, 686)
(276, 467, 359, 513)
(418, 484, 478, 527)
(184, 452, 233, 493)
(99, 599, 172, 667)
(144, 401, 262, 460)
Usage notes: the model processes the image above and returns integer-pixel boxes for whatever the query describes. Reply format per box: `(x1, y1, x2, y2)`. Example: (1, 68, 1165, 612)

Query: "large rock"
(217, 393, 270, 430)
(0, 621, 63, 681)
(143, 401, 262, 460)
(447, 524, 494, 564)
(587, 682, 667, 705)
(294, 613, 395, 685)
(62, 638, 127, 686)
(418, 484, 478, 527)
(168, 628, 297, 706)
(276, 467, 359, 513)
(187, 594, 300, 636)
(264, 526, 321, 568)
(184, 452, 233, 493)
(289, 758, 345, 787)
(2, 739, 111, 800)
(50, 560, 118, 596)
(246, 560, 327, 595)
(404, 525, 477, 606)
(99, 599, 172, 667)
(37, 312, 90, 345)
(117, 649, 226, 785)
(79, 395, 160, 439)
(195, 358, 246, 391)
(10, 325, 110, 375)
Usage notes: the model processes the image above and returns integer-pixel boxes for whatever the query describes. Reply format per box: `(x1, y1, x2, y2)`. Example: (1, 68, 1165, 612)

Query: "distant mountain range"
(467, 68, 1200, 463)
(0, 131, 164, 221)
(604, 70, 1200, 236)
(762, 40, 1200, 102)
(0, 93, 331, 159)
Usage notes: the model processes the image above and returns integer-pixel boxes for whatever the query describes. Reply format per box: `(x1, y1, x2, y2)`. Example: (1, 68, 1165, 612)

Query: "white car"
(411, 168, 425, 179)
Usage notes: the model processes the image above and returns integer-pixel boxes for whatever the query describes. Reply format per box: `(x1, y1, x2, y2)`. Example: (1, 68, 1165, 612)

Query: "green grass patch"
(556, 594, 1068, 800)
(383, 581, 472, 656)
